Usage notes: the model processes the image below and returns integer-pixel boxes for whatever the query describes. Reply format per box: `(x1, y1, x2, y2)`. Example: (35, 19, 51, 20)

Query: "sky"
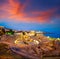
(0, 0, 60, 37)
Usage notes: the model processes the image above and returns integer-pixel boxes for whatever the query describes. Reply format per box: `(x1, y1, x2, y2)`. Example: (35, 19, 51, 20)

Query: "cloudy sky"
(0, 0, 60, 37)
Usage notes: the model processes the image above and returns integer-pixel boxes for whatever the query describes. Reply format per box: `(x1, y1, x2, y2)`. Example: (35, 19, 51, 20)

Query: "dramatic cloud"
(0, 0, 60, 23)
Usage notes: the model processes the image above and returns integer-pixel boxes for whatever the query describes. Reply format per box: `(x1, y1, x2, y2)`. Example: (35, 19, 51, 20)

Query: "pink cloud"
(0, 0, 59, 23)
